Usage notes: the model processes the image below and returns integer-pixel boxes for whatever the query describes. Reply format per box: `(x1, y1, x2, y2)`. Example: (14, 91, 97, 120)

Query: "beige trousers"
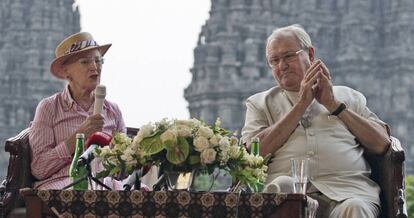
(307, 192, 380, 218)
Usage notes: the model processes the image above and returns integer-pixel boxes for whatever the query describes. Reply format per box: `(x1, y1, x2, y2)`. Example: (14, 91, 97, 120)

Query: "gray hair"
(266, 24, 313, 57)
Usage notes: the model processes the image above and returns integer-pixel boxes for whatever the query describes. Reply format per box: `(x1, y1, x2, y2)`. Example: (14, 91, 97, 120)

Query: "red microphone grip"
(85, 132, 112, 148)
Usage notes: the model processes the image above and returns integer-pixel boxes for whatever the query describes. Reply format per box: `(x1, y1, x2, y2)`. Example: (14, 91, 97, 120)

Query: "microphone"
(93, 85, 106, 115)
(78, 132, 112, 166)
(85, 132, 112, 148)
(123, 169, 142, 191)
(263, 176, 295, 193)
(78, 144, 101, 166)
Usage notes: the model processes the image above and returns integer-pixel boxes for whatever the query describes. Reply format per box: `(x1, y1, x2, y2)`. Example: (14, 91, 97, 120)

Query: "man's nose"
(278, 58, 289, 70)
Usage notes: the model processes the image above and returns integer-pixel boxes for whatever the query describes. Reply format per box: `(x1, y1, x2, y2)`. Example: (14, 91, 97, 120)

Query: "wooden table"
(21, 188, 307, 217)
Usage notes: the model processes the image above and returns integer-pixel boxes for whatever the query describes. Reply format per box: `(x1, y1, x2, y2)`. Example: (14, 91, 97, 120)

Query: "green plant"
(407, 175, 414, 217)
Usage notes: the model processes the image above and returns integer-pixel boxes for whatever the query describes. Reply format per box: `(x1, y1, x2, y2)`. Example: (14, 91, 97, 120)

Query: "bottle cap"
(251, 137, 259, 143)
(76, 133, 85, 139)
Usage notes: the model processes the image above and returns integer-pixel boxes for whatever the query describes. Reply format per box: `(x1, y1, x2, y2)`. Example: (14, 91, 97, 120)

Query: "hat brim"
(50, 43, 112, 79)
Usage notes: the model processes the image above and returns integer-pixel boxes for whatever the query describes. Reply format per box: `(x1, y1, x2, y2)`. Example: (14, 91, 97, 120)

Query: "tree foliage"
(407, 175, 414, 217)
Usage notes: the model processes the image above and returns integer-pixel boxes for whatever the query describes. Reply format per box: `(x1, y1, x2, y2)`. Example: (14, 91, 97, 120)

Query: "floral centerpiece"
(95, 118, 269, 191)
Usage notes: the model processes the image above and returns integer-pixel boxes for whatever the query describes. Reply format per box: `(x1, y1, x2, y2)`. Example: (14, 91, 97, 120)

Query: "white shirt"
(242, 85, 386, 205)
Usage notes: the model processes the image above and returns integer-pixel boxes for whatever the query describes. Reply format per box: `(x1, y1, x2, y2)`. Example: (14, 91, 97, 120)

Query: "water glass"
(290, 157, 309, 194)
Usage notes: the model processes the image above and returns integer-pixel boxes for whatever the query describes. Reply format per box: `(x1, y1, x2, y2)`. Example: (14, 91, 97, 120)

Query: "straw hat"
(50, 32, 111, 79)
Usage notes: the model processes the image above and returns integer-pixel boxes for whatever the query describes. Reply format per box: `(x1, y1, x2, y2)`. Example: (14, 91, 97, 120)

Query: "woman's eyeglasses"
(77, 57, 104, 66)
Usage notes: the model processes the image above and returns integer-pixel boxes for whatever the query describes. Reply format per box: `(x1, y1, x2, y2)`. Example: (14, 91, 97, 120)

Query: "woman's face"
(63, 49, 103, 93)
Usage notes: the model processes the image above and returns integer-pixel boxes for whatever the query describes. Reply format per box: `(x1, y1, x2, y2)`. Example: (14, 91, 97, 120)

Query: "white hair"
(266, 24, 313, 57)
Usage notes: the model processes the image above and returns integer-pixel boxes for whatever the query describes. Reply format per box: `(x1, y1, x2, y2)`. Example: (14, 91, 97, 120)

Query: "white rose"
(175, 125, 192, 137)
(200, 148, 217, 164)
(209, 134, 222, 146)
(193, 136, 210, 152)
(197, 126, 214, 138)
(219, 136, 230, 148)
(160, 129, 177, 144)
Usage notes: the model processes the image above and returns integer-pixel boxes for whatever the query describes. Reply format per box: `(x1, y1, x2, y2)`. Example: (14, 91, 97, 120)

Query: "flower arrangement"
(95, 118, 269, 191)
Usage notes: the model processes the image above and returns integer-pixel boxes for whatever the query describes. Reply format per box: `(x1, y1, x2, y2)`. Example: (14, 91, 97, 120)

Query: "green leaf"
(166, 136, 189, 164)
(164, 139, 177, 149)
(95, 170, 110, 179)
(188, 155, 200, 165)
(140, 134, 164, 155)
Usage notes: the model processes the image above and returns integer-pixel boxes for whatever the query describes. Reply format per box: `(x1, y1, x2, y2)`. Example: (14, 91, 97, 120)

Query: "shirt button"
(307, 151, 315, 156)
(308, 132, 315, 136)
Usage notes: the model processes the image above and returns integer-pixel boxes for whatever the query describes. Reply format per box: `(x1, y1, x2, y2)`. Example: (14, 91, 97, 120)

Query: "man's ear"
(308, 47, 315, 62)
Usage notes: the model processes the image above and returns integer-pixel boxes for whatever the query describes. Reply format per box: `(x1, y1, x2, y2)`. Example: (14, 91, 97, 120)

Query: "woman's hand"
(78, 114, 104, 138)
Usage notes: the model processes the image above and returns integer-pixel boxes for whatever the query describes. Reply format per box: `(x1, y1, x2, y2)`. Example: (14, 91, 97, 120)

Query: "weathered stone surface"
(0, 0, 80, 180)
(185, 0, 413, 174)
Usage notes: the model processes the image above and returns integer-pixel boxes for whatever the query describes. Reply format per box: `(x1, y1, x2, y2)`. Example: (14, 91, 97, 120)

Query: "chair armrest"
(366, 137, 407, 218)
(387, 137, 407, 218)
(1, 128, 33, 216)
(126, 127, 139, 138)
(0, 180, 5, 196)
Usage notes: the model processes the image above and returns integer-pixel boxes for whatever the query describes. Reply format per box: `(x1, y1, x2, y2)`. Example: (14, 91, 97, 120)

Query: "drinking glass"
(290, 157, 309, 194)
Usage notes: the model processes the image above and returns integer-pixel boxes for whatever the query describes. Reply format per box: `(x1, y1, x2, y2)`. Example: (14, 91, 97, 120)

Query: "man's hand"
(313, 60, 341, 112)
(298, 60, 322, 107)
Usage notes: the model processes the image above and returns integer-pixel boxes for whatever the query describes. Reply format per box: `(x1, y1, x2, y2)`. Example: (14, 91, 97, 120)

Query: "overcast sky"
(76, 0, 211, 127)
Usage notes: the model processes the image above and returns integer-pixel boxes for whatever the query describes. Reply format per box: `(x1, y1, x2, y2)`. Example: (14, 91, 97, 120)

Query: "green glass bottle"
(251, 137, 260, 156)
(69, 133, 88, 190)
(250, 137, 263, 192)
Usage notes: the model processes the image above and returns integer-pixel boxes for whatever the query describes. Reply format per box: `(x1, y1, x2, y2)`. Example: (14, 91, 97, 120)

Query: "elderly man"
(242, 24, 390, 217)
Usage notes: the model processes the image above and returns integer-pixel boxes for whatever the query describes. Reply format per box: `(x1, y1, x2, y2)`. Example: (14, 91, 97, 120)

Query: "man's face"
(266, 34, 313, 91)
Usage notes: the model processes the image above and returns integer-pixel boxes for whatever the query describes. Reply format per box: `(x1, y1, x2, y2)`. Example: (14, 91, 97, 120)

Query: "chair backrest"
(0, 128, 36, 217)
(364, 136, 408, 218)
(126, 127, 139, 138)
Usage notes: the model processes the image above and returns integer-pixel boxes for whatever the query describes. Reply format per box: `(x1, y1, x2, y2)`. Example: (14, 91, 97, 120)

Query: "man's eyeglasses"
(267, 49, 304, 68)
(77, 57, 104, 66)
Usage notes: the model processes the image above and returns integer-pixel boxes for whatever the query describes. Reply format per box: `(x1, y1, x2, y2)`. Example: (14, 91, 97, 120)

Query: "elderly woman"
(29, 32, 126, 189)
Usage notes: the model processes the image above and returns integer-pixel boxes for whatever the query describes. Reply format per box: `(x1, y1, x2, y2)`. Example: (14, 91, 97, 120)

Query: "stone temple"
(184, 0, 414, 174)
(0, 0, 80, 179)
(0, 0, 412, 181)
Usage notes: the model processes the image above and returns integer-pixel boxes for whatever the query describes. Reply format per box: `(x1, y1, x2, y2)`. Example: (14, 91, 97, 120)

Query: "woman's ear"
(62, 68, 72, 81)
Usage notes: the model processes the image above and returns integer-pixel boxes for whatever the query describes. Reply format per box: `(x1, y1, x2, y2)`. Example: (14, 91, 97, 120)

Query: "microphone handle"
(123, 169, 141, 191)
(152, 174, 166, 191)
(93, 97, 105, 115)
(78, 144, 98, 166)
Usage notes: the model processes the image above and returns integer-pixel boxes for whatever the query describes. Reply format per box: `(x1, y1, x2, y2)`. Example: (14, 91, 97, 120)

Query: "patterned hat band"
(65, 39, 99, 54)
